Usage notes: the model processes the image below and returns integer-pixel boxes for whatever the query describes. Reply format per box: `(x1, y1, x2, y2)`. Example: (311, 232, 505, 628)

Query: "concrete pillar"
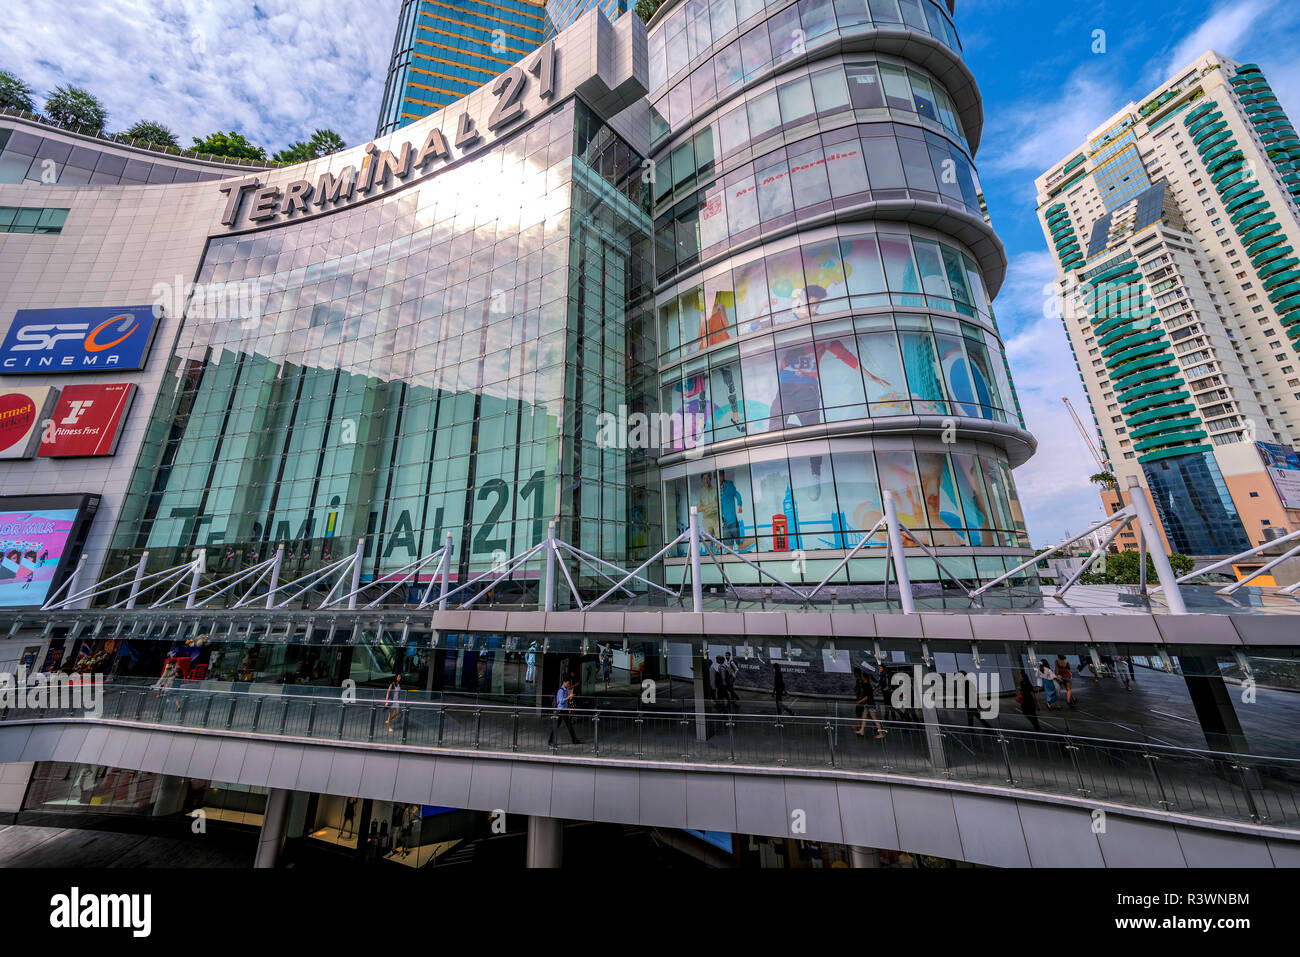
(693, 648, 709, 741)
(254, 787, 292, 868)
(526, 815, 562, 868)
(850, 846, 880, 868)
(150, 774, 189, 817)
(1181, 655, 1251, 755)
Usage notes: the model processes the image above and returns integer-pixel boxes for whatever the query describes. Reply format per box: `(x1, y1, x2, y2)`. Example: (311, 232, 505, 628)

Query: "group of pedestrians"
(1017, 653, 1136, 730)
(711, 653, 740, 711)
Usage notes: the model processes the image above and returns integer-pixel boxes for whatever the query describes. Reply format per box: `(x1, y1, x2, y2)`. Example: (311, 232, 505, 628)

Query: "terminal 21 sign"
(0, 305, 160, 374)
(219, 42, 556, 230)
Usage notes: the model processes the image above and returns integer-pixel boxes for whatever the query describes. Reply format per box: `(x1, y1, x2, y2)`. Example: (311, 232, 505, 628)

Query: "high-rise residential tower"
(376, 0, 549, 136)
(1036, 51, 1300, 555)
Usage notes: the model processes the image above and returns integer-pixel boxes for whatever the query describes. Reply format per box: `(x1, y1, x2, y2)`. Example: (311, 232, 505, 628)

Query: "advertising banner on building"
(1258, 441, 1300, 510)
(0, 507, 78, 606)
(38, 382, 137, 457)
(0, 386, 58, 459)
(0, 305, 159, 374)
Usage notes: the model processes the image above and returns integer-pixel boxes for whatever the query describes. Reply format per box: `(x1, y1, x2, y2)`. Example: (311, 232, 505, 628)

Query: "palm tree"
(0, 70, 35, 112)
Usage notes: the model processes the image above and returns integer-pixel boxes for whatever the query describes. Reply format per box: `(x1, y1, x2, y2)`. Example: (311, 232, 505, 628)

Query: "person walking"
(711, 655, 731, 712)
(525, 641, 537, 684)
(853, 665, 885, 738)
(1054, 653, 1076, 707)
(1035, 659, 1059, 710)
(547, 678, 581, 745)
(599, 642, 613, 688)
(723, 652, 740, 707)
(1118, 655, 1133, 691)
(772, 663, 795, 716)
(384, 673, 403, 733)
(1016, 669, 1040, 732)
(342, 797, 357, 839)
(957, 670, 993, 730)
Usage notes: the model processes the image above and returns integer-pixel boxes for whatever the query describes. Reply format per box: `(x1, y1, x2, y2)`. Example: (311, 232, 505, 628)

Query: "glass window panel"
(962, 335, 1000, 415)
(660, 299, 680, 356)
(710, 355, 746, 439)
(746, 89, 782, 140)
(755, 158, 794, 222)
(740, 349, 780, 432)
(879, 64, 914, 111)
(789, 453, 837, 550)
(666, 19, 689, 77)
(830, 451, 883, 534)
(802, 239, 848, 302)
(825, 139, 870, 195)
(980, 455, 1017, 531)
(749, 455, 792, 551)
(789, 145, 831, 207)
(690, 61, 717, 109)
(811, 67, 851, 113)
(815, 334, 867, 419)
(869, 0, 903, 21)
(909, 70, 938, 121)
(860, 136, 905, 188)
(680, 286, 707, 354)
(916, 452, 966, 544)
(899, 329, 947, 412)
(951, 452, 993, 543)
(699, 182, 729, 248)
(726, 170, 760, 234)
(846, 64, 886, 110)
(875, 449, 929, 534)
(940, 245, 975, 315)
(898, 0, 928, 29)
(842, 235, 886, 296)
(767, 6, 803, 64)
(736, 0, 766, 23)
(798, 0, 838, 40)
(898, 137, 938, 192)
(739, 23, 773, 79)
(764, 247, 808, 321)
(733, 256, 770, 330)
(719, 104, 750, 155)
(717, 463, 752, 549)
(777, 76, 816, 126)
(674, 372, 710, 452)
(935, 332, 978, 416)
(711, 0, 738, 37)
(714, 41, 745, 96)
(879, 235, 924, 304)
(857, 330, 909, 413)
(913, 238, 951, 298)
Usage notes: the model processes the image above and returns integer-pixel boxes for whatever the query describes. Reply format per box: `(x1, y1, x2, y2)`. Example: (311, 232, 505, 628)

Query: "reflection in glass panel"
(875, 449, 929, 540)
(749, 455, 792, 551)
(789, 453, 837, 550)
(935, 333, 978, 417)
(815, 334, 867, 420)
(733, 257, 770, 331)
(717, 463, 753, 549)
(917, 451, 966, 545)
(830, 452, 883, 537)
(857, 330, 909, 414)
(740, 349, 779, 432)
(951, 453, 993, 544)
(763, 247, 808, 321)
(899, 329, 946, 413)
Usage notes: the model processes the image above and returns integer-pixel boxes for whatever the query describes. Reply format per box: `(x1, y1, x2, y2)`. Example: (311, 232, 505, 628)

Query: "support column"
(1181, 654, 1251, 755)
(526, 815, 563, 868)
(254, 787, 292, 868)
(850, 846, 880, 868)
(693, 647, 709, 741)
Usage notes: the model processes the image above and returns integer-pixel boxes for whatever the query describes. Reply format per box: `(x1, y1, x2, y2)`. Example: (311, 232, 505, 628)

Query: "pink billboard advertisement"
(0, 507, 80, 607)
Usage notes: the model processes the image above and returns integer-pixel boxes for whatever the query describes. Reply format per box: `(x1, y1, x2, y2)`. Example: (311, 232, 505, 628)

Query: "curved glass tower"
(646, 0, 1036, 588)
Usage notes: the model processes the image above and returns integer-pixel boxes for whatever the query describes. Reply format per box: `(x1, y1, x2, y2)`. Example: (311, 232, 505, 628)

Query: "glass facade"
(110, 100, 656, 592)
(377, 0, 549, 135)
(1142, 451, 1252, 555)
(544, 0, 632, 38)
(649, 0, 1033, 585)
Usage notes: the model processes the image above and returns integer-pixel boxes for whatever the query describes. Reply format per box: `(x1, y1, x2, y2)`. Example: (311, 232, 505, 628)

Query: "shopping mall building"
(6, 2, 1288, 869)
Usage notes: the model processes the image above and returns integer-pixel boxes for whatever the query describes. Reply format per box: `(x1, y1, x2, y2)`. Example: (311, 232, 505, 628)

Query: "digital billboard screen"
(1258, 442, 1300, 511)
(0, 494, 99, 608)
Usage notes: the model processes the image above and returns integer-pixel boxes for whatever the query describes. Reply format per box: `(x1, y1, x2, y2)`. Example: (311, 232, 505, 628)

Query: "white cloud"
(981, 67, 1124, 176)
(996, 251, 1110, 546)
(1155, 0, 1275, 82)
(0, 0, 401, 153)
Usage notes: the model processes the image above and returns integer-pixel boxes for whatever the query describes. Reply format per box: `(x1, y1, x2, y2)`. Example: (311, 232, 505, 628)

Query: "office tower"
(376, 0, 548, 136)
(545, 0, 631, 39)
(1037, 51, 1300, 555)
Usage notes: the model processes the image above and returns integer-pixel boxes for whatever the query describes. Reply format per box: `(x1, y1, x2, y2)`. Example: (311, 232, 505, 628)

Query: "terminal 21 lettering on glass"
(219, 42, 557, 230)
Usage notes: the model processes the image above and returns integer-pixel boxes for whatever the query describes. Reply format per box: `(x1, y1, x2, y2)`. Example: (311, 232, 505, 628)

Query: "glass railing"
(4, 678, 1298, 830)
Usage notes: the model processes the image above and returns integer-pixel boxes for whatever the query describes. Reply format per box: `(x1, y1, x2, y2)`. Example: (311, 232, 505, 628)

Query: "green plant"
(191, 130, 266, 161)
(44, 84, 107, 132)
(123, 120, 178, 148)
(0, 70, 35, 112)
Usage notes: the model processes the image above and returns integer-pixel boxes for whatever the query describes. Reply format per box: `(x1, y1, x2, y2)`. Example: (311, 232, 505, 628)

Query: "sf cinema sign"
(219, 42, 556, 229)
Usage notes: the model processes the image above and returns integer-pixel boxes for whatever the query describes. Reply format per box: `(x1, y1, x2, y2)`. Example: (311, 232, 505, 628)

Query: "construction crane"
(1062, 396, 1108, 472)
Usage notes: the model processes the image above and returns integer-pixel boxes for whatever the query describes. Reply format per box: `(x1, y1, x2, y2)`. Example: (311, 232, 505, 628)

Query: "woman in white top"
(1035, 660, 1059, 710)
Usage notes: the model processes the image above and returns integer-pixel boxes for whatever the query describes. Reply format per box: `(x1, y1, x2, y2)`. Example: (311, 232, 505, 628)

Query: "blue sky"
(3, 0, 1299, 545)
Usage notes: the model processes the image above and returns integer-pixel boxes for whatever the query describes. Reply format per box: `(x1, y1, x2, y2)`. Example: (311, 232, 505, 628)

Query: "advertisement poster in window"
(1258, 442, 1300, 510)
